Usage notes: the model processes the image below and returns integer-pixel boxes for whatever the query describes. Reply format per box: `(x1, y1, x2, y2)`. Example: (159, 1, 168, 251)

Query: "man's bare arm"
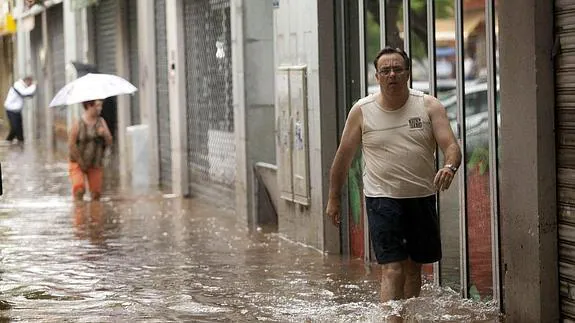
(328, 105, 363, 201)
(426, 96, 461, 166)
(426, 95, 462, 191)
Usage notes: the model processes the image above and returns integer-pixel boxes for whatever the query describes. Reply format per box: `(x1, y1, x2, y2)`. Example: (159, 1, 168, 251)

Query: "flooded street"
(0, 144, 500, 322)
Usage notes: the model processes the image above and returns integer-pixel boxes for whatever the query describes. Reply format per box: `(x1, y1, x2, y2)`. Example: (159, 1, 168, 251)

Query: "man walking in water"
(326, 47, 461, 301)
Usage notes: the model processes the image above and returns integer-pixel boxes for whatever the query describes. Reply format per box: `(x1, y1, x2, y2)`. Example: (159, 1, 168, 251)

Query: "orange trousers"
(69, 162, 103, 197)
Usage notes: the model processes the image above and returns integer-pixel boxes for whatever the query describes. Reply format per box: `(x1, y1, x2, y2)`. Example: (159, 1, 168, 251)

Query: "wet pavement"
(0, 143, 501, 322)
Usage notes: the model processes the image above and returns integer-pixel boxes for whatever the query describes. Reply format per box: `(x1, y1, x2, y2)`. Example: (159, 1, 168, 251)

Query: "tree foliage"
(366, 0, 454, 62)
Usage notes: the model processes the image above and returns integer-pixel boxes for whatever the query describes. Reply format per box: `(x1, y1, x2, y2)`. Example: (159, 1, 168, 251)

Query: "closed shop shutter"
(155, 0, 172, 189)
(48, 4, 66, 141)
(30, 14, 45, 141)
(183, 0, 235, 205)
(92, 0, 117, 74)
(48, 4, 65, 98)
(92, 0, 118, 140)
(126, 0, 139, 125)
(556, 0, 575, 319)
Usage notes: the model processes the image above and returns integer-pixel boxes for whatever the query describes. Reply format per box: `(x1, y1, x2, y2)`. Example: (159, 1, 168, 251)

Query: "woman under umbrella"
(49, 73, 137, 201)
(68, 100, 113, 201)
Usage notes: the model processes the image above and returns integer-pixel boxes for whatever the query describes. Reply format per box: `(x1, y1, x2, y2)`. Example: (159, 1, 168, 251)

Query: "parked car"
(367, 80, 499, 157)
(368, 78, 456, 98)
(440, 82, 500, 157)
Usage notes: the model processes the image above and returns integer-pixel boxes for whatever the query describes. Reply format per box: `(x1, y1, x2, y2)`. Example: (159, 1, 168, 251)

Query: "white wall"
(273, 0, 324, 250)
(137, 0, 159, 186)
(63, 0, 78, 137)
(15, 2, 34, 144)
(115, 0, 131, 188)
(165, 0, 188, 196)
(232, 0, 276, 228)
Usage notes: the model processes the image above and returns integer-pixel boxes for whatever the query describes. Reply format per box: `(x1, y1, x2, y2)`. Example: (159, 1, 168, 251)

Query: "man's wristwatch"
(444, 164, 458, 173)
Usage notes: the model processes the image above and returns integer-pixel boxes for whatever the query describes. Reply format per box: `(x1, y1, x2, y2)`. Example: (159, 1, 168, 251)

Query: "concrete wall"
(165, 0, 189, 197)
(317, 0, 339, 254)
(136, 0, 159, 187)
(232, 0, 276, 229)
(66, 2, 88, 122)
(0, 37, 14, 128)
(63, 0, 77, 116)
(498, 0, 558, 321)
(273, 0, 338, 251)
(12, 0, 33, 144)
(115, 0, 131, 189)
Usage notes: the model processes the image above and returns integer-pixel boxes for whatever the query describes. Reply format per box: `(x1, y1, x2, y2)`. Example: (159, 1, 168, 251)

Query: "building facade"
(0, 0, 16, 126)
(8, 0, 575, 320)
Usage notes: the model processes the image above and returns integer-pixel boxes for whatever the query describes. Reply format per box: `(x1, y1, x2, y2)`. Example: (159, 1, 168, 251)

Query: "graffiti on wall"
(348, 151, 365, 259)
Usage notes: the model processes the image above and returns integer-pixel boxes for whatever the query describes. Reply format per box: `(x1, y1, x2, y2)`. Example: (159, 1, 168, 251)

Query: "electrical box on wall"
(276, 65, 310, 206)
(277, 67, 293, 203)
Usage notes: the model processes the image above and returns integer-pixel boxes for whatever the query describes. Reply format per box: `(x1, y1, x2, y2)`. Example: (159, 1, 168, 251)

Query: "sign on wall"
(0, 13, 16, 35)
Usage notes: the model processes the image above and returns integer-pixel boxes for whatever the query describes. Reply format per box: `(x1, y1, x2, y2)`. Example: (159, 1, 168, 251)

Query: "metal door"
(556, 0, 575, 319)
(30, 14, 45, 142)
(183, 0, 235, 205)
(155, 0, 172, 189)
(48, 4, 65, 144)
(92, 0, 117, 74)
(92, 0, 118, 139)
(126, 0, 139, 125)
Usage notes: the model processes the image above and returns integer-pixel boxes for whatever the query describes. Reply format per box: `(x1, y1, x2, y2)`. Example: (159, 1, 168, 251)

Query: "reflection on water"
(0, 144, 500, 322)
(73, 201, 111, 246)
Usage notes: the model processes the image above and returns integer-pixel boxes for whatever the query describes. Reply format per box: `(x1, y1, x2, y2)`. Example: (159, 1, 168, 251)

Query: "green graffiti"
(348, 151, 363, 225)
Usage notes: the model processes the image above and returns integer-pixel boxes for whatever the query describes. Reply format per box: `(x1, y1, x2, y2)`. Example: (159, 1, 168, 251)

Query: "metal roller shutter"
(127, 0, 139, 125)
(93, 0, 117, 74)
(48, 4, 65, 97)
(48, 4, 66, 141)
(155, 0, 172, 189)
(92, 0, 118, 140)
(183, 0, 235, 205)
(556, 0, 575, 319)
(30, 14, 45, 141)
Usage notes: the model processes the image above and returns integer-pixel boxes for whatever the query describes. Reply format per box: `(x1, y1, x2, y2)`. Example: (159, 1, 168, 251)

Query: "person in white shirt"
(4, 76, 36, 143)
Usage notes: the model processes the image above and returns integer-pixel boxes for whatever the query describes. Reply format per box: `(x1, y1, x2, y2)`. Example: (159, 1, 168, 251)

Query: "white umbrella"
(49, 73, 137, 108)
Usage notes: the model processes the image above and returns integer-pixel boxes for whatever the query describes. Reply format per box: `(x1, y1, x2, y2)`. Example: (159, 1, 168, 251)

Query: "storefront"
(336, 0, 501, 304)
(182, 0, 236, 205)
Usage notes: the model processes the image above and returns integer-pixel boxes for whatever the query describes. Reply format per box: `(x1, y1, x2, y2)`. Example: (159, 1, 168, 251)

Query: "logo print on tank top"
(408, 117, 423, 129)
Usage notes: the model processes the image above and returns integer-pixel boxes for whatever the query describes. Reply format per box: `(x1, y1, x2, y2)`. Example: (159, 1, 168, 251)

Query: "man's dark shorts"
(366, 195, 441, 264)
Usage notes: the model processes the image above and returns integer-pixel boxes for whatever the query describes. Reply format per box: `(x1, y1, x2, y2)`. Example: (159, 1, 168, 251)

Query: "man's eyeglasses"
(377, 67, 409, 76)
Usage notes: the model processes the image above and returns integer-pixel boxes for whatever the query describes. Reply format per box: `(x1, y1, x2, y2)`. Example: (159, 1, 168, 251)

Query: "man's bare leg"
(403, 259, 422, 298)
(381, 261, 405, 301)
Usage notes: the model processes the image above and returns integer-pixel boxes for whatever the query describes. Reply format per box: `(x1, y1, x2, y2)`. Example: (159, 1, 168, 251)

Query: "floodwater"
(0, 143, 501, 322)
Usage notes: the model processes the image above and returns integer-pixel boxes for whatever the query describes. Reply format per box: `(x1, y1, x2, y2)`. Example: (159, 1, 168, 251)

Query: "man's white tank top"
(359, 89, 436, 198)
